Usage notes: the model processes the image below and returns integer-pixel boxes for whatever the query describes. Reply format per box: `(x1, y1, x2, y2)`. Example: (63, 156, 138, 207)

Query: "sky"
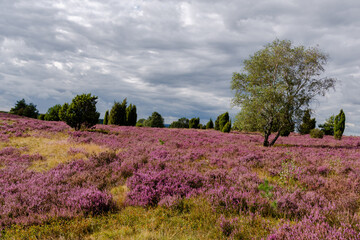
(1, 0, 360, 135)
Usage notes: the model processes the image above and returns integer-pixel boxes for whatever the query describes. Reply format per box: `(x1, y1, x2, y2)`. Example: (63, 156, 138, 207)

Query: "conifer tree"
(206, 119, 214, 129)
(126, 104, 137, 126)
(334, 109, 345, 140)
(103, 110, 109, 125)
(298, 109, 316, 135)
(109, 99, 127, 125)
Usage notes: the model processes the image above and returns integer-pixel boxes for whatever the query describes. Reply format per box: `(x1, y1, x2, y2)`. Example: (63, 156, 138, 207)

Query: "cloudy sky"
(1, 0, 360, 135)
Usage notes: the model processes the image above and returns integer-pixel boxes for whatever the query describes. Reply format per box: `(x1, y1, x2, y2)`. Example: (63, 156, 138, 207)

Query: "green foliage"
(44, 104, 62, 121)
(206, 119, 214, 129)
(109, 99, 127, 126)
(189, 117, 200, 129)
(126, 104, 137, 126)
(334, 109, 345, 140)
(58, 103, 69, 122)
(38, 114, 46, 120)
(136, 118, 145, 127)
(103, 110, 109, 125)
(144, 112, 164, 128)
(59, 93, 100, 130)
(215, 113, 231, 132)
(10, 99, 39, 119)
(318, 115, 334, 135)
(169, 117, 189, 128)
(298, 109, 316, 135)
(310, 128, 324, 138)
(231, 39, 335, 146)
(221, 121, 231, 133)
(108, 99, 137, 126)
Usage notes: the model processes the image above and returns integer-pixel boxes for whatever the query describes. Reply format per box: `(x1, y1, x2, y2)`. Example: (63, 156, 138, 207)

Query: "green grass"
(2, 197, 282, 240)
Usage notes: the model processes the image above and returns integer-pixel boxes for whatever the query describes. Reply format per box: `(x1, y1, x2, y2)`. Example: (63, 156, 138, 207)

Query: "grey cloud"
(1, 0, 360, 133)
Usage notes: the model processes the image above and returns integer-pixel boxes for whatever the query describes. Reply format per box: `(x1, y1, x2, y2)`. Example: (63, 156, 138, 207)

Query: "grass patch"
(0, 132, 110, 171)
(2, 197, 282, 239)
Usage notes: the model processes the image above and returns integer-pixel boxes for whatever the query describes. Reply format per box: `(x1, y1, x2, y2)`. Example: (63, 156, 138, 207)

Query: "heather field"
(1, 112, 360, 239)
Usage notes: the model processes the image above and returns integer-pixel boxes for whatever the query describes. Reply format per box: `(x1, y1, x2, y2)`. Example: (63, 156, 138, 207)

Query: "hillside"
(1, 112, 360, 239)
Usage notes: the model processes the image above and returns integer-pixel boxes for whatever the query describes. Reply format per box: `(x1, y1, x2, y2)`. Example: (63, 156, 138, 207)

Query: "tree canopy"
(144, 112, 164, 128)
(44, 104, 62, 121)
(169, 117, 189, 128)
(231, 39, 336, 146)
(10, 99, 39, 119)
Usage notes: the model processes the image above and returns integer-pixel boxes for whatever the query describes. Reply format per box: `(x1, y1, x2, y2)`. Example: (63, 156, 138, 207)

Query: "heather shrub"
(310, 128, 324, 138)
(268, 215, 360, 240)
(126, 167, 205, 207)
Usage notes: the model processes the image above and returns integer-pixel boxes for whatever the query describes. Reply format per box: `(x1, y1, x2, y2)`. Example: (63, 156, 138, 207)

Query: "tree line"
(7, 39, 348, 145)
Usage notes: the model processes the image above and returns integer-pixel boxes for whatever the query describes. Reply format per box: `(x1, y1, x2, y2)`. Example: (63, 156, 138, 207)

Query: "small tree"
(144, 112, 164, 128)
(298, 109, 316, 135)
(59, 93, 100, 130)
(126, 104, 137, 126)
(206, 119, 214, 129)
(109, 99, 127, 126)
(189, 118, 200, 129)
(334, 109, 345, 140)
(103, 110, 109, 125)
(44, 104, 62, 121)
(10, 99, 39, 119)
(319, 115, 334, 135)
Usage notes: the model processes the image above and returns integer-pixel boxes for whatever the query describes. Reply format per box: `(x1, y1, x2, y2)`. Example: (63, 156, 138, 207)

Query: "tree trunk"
(269, 131, 281, 146)
(263, 130, 271, 147)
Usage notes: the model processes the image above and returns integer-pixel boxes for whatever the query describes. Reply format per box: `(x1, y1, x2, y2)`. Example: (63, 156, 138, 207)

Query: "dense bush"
(222, 121, 231, 133)
(310, 128, 324, 138)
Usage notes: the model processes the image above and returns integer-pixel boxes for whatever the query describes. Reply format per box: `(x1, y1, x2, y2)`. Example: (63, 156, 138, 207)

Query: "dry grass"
(1, 132, 110, 171)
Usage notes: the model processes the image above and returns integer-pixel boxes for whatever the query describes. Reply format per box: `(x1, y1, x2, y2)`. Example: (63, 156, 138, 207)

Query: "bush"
(310, 129, 324, 138)
(221, 121, 231, 133)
